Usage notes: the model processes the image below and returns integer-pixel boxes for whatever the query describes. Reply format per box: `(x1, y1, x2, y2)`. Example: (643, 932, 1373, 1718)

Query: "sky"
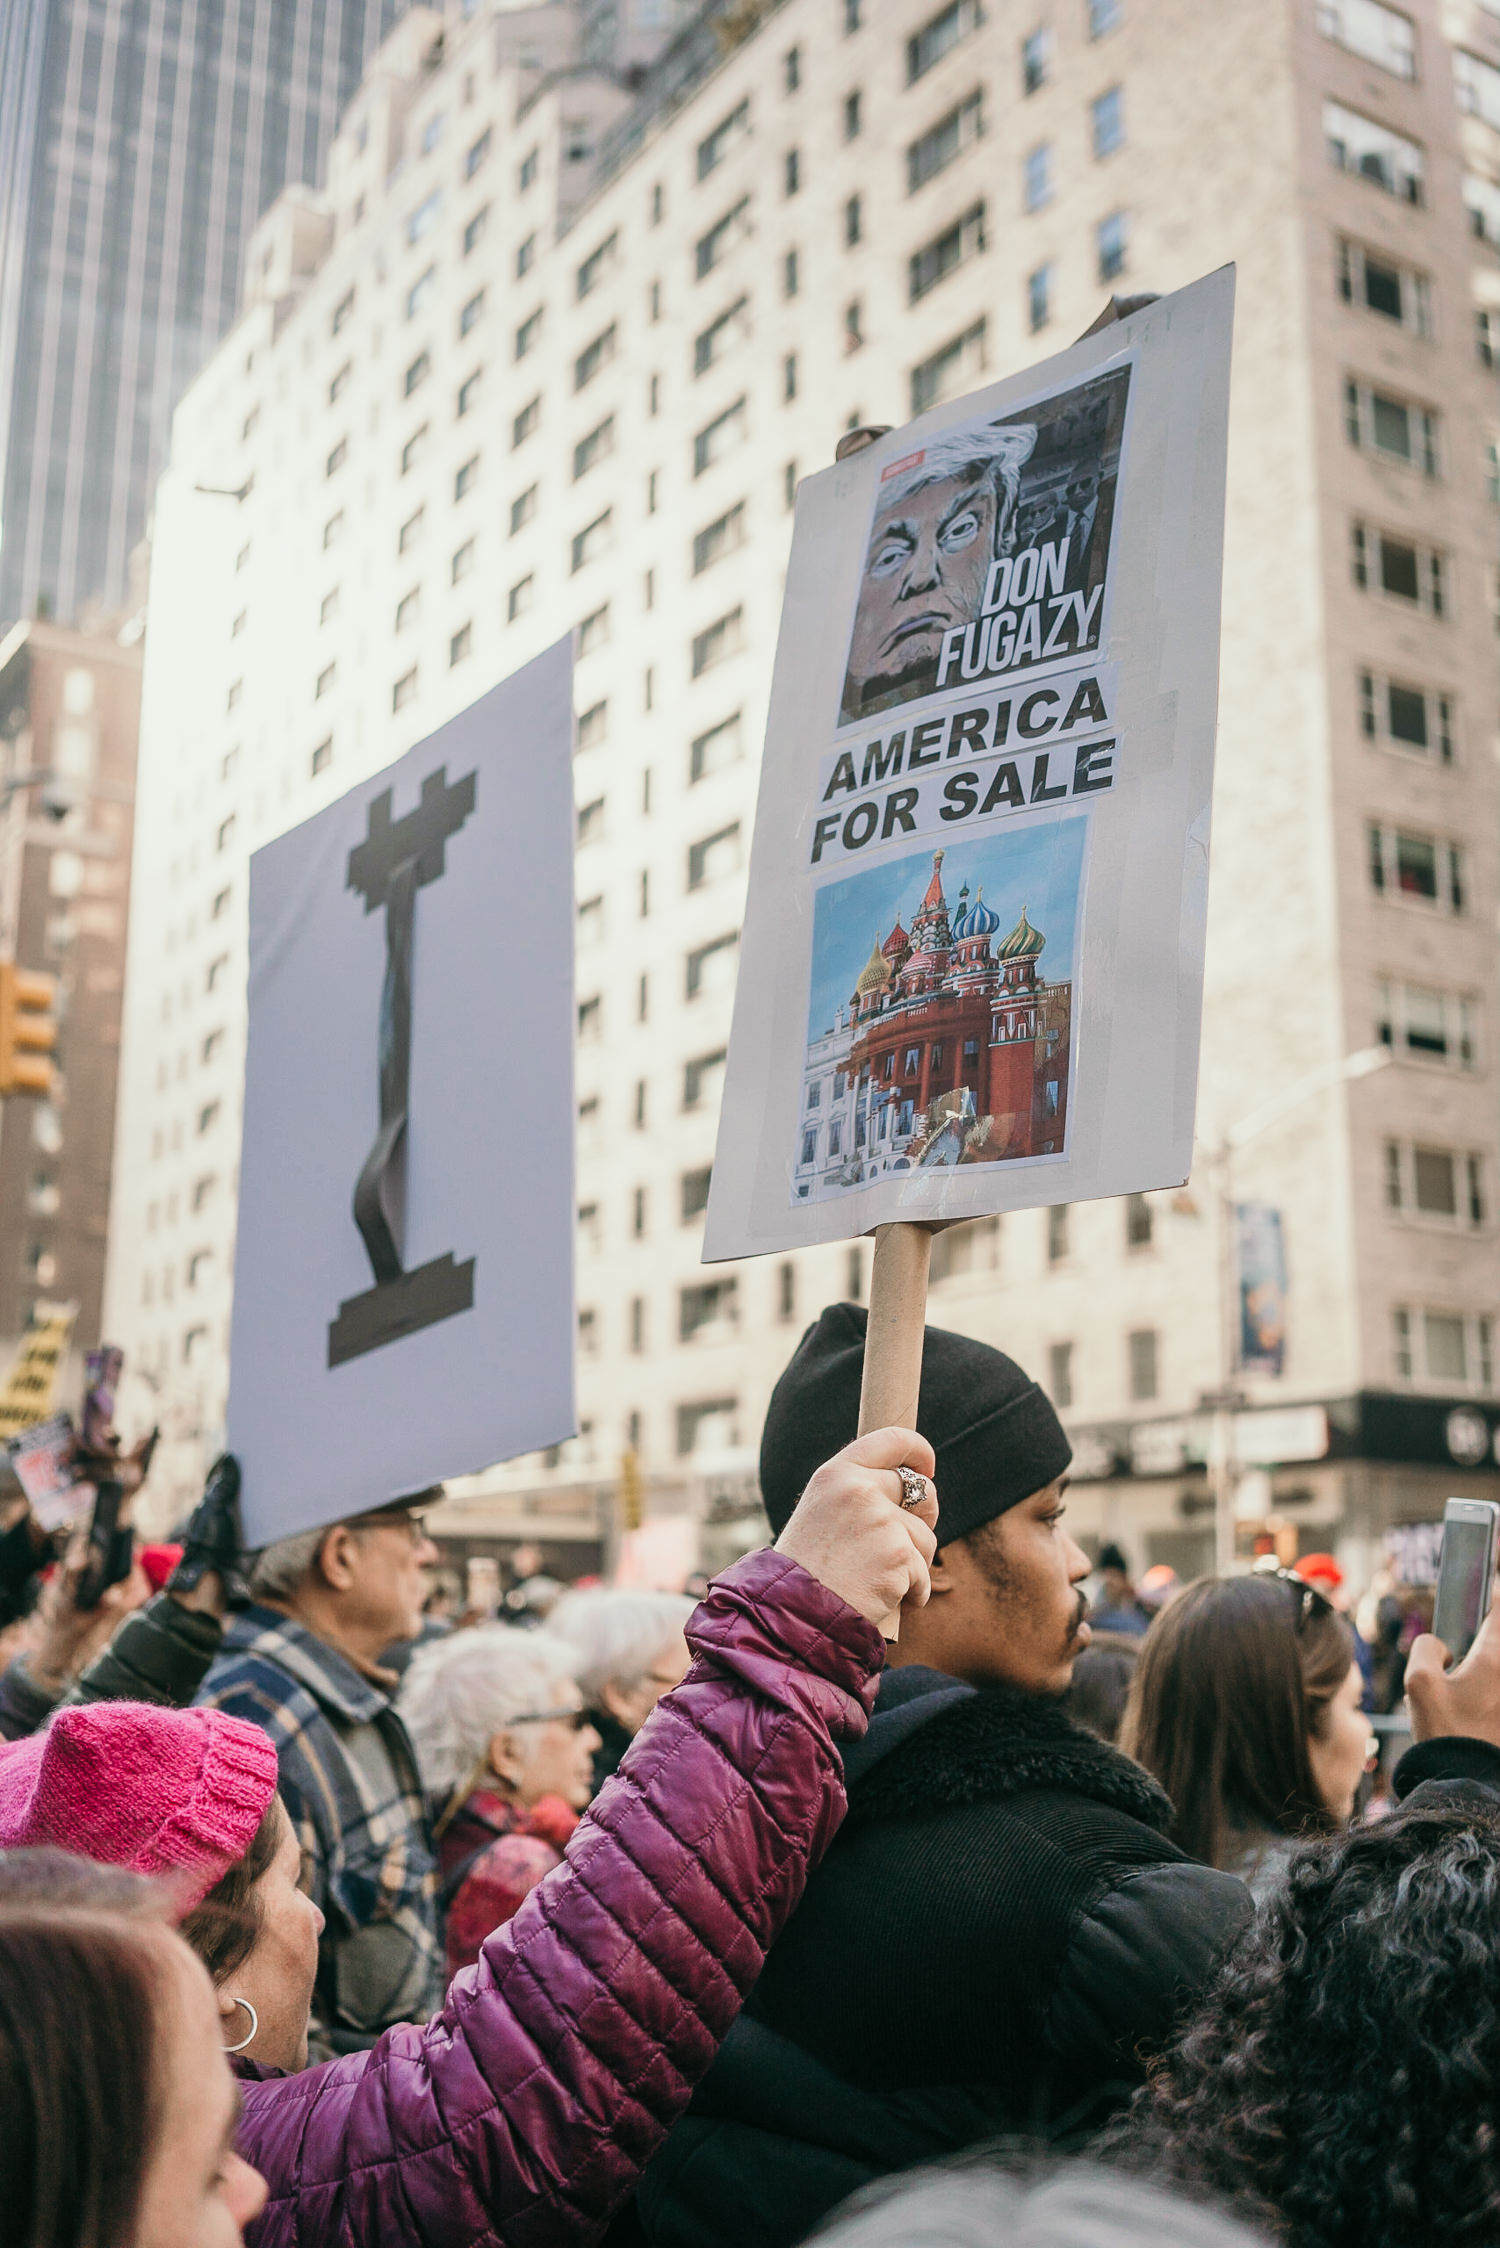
(806, 813, 1089, 1040)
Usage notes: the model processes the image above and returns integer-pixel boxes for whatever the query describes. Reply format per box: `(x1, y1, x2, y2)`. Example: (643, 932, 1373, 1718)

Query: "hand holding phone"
(1431, 1496, 1500, 1667)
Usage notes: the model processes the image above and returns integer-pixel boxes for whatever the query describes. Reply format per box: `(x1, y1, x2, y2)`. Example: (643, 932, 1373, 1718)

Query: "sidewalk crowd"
(1, 1302, 1497, 2248)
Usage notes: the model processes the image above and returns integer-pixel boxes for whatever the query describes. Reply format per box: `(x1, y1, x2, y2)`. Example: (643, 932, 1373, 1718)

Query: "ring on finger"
(895, 1465, 929, 1512)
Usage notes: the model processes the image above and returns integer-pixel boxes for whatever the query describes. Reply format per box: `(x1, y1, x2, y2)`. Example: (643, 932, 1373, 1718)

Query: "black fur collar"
(845, 1679, 1174, 1834)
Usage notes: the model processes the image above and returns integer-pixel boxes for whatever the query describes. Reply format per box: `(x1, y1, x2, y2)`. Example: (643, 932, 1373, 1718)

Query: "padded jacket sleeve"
(1045, 1859, 1253, 2096)
(236, 1549, 882, 2248)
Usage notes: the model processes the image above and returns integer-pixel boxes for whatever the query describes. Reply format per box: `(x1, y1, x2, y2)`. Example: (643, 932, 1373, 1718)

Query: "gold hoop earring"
(222, 1997, 259, 2054)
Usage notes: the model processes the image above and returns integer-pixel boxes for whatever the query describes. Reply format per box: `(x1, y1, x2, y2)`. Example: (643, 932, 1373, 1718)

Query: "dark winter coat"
(638, 1665, 1253, 2248)
(231, 1548, 883, 2248)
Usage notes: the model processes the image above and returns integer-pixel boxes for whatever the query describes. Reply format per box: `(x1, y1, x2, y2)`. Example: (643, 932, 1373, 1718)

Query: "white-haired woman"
(548, 1587, 696, 1793)
(398, 1627, 601, 1974)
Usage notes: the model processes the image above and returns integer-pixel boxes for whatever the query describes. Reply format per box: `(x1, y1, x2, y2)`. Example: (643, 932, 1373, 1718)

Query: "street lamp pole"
(1200, 1044, 1392, 1577)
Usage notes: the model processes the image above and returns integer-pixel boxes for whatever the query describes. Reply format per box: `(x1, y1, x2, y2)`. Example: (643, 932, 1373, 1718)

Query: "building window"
(1089, 0, 1122, 34)
(406, 266, 436, 320)
(1048, 1341, 1074, 1409)
(842, 295, 863, 350)
(576, 231, 618, 297)
(1097, 209, 1129, 281)
(462, 206, 488, 257)
(697, 100, 750, 181)
(784, 148, 801, 196)
(399, 425, 427, 476)
(1367, 823, 1465, 911)
(1324, 100, 1424, 203)
(398, 506, 424, 554)
(784, 248, 800, 298)
(513, 396, 540, 448)
(1048, 1203, 1070, 1262)
(680, 1280, 737, 1341)
(576, 995, 601, 1041)
(507, 575, 533, 620)
(1091, 86, 1124, 158)
(694, 296, 750, 375)
(844, 90, 863, 140)
(459, 290, 484, 341)
(326, 437, 348, 477)
(909, 201, 986, 300)
(1377, 979, 1476, 1070)
(693, 397, 748, 475)
(1385, 1141, 1486, 1227)
(1028, 262, 1052, 331)
(1358, 670, 1454, 762)
(677, 1397, 739, 1455)
(908, 0, 983, 82)
(1393, 1307, 1495, 1391)
(909, 91, 984, 192)
(449, 623, 471, 666)
(691, 608, 744, 676)
(311, 738, 332, 777)
(1468, 173, 1500, 246)
(684, 1049, 727, 1108)
(323, 511, 343, 549)
(577, 795, 606, 846)
(695, 199, 751, 279)
(332, 288, 355, 336)
(392, 667, 418, 711)
(578, 602, 610, 655)
(681, 1166, 713, 1221)
(457, 368, 482, 418)
(1343, 380, 1439, 474)
(1350, 522, 1444, 612)
(1023, 27, 1050, 91)
(519, 146, 539, 191)
(571, 510, 612, 573)
(1456, 48, 1500, 127)
(778, 1261, 796, 1320)
(929, 1216, 1001, 1282)
(1125, 1193, 1153, 1248)
(1336, 240, 1430, 334)
(686, 930, 739, 999)
(688, 822, 741, 888)
(575, 324, 617, 389)
(692, 501, 747, 574)
(314, 665, 335, 702)
(1024, 141, 1053, 211)
(451, 536, 476, 584)
(785, 46, 801, 92)
(516, 234, 536, 279)
(510, 484, 538, 537)
(515, 308, 543, 360)
(465, 126, 491, 177)
(404, 351, 430, 397)
(454, 456, 478, 500)
(784, 350, 799, 397)
(1317, 0, 1416, 76)
(691, 711, 742, 782)
(573, 417, 615, 480)
(577, 699, 609, 751)
(845, 193, 863, 246)
(1128, 1328, 1158, 1402)
(911, 319, 987, 415)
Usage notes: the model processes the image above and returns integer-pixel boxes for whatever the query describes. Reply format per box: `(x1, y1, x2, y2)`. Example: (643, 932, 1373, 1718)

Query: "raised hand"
(774, 1426, 939, 1629)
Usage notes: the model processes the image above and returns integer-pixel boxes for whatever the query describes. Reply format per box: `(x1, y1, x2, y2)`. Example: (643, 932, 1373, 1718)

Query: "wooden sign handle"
(857, 1223, 934, 1641)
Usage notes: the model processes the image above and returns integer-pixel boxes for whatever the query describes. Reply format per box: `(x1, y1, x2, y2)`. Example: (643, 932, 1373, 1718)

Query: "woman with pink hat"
(0, 1430, 939, 2248)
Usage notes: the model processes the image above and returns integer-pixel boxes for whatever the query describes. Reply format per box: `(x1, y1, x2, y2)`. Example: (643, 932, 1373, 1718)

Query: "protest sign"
(228, 639, 576, 1548)
(704, 269, 1234, 1262)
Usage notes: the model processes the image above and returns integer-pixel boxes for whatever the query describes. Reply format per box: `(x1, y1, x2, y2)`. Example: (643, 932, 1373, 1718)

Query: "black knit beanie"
(758, 1302, 1072, 1543)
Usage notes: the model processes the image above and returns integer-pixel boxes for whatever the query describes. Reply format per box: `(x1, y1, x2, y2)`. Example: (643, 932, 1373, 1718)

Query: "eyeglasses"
(510, 1706, 592, 1731)
(358, 1508, 430, 1544)
(1252, 1560, 1335, 1632)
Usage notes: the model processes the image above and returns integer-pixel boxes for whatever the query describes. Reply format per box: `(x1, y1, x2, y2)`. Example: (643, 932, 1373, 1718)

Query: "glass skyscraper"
(0, 0, 406, 628)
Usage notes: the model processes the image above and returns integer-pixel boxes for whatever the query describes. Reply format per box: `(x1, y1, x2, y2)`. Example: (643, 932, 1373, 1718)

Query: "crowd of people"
(1, 1302, 1498, 2248)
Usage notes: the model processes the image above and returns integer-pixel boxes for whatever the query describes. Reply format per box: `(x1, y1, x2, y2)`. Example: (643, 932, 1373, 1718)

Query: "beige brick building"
(105, 0, 1498, 1580)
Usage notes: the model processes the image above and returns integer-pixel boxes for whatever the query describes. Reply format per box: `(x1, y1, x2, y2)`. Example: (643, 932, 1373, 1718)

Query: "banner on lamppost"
(703, 266, 1235, 1261)
(1236, 1202, 1287, 1379)
(227, 639, 577, 1548)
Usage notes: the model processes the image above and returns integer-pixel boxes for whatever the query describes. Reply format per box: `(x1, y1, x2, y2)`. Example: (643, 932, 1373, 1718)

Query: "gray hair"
(815, 2162, 1269, 2248)
(879, 421, 1038, 542)
(546, 1588, 695, 1706)
(247, 1526, 327, 1602)
(397, 1625, 582, 1797)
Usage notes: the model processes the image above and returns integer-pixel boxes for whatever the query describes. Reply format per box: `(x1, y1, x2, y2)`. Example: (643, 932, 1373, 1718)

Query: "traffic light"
(618, 1448, 643, 1533)
(0, 961, 57, 1097)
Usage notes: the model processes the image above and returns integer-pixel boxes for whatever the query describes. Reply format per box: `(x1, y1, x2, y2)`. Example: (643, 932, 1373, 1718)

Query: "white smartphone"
(1432, 1497, 1500, 1665)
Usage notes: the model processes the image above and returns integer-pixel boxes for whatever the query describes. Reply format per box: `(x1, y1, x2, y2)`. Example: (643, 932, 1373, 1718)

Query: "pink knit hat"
(0, 1702, 279, 1909)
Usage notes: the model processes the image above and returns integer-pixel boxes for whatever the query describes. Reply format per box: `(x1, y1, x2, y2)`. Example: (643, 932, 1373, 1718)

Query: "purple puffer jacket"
(237, 1547, 882, 2248)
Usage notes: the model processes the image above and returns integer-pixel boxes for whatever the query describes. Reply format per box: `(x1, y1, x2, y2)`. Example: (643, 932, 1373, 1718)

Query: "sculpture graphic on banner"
(327, 764, 478, 1368)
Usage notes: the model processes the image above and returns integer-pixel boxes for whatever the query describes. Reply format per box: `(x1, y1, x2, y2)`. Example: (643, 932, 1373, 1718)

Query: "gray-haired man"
(196, 1491, 442, 2052)
(839, 422, 1037, 723)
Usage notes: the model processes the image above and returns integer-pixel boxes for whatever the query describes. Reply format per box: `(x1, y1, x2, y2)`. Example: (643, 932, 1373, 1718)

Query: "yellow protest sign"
(0, 1303, 77, 1441)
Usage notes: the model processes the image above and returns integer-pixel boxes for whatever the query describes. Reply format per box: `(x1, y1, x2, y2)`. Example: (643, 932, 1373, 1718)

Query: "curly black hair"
(1109, 1805, 1500, 2246)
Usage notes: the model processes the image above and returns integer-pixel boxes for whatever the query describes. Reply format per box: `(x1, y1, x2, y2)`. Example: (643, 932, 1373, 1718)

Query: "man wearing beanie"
(636, 1304, 1252, 2248)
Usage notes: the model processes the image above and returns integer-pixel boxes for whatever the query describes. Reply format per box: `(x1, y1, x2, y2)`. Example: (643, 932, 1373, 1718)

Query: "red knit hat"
(0, 1702, 279, 1909)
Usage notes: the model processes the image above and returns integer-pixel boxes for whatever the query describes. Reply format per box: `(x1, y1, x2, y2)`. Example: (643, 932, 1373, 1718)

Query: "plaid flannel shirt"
(197, 1604, 441, 2044)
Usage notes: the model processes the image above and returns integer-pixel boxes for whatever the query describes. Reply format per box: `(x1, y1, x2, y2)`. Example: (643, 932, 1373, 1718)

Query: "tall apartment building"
(0, 614, 142, 1364)
(106, 0, 1499, 1574)
(0, 0, 408, 629)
